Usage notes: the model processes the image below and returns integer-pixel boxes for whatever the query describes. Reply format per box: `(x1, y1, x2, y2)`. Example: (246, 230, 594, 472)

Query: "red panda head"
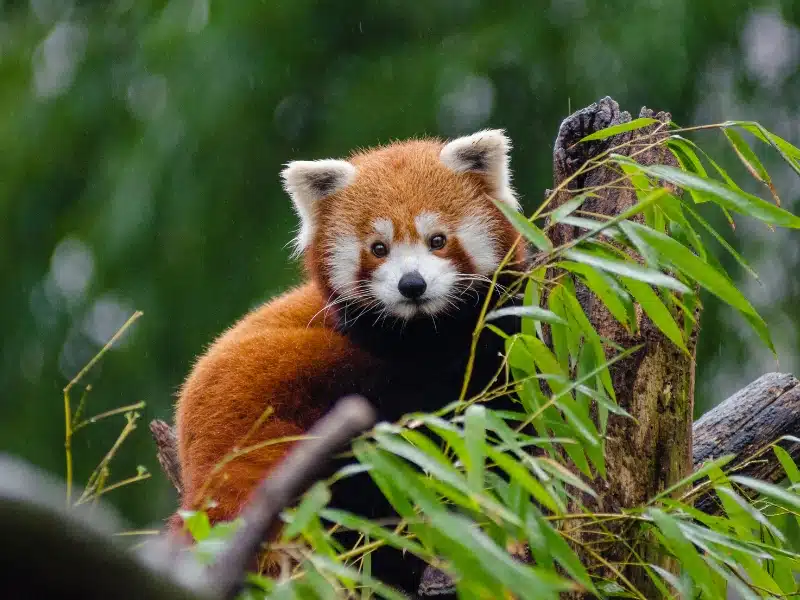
(281, 130, 528, 322)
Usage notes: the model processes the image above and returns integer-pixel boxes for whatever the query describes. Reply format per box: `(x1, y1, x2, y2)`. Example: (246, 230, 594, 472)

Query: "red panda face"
(281, 130, 527, 322)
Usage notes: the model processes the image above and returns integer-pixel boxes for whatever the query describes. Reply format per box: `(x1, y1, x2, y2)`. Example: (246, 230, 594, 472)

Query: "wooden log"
(547, 96, 697, 597)
(691, 372, 800, 513)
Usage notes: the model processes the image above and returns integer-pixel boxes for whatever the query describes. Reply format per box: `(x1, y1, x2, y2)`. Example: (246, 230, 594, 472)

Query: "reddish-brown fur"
(170, 136, 528, 587)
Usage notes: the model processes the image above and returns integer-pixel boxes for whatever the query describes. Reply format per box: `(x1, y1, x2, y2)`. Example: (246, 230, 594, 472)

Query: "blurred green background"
(2, 0, 799, 529)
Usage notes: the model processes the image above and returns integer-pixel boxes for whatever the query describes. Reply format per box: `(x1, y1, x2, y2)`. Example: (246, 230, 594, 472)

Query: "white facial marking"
(414, 211, 442, 240)
(326, 231, 361, 295)
(457, 214, 500, 275)
(372, 218, 394, 241)
(370, 241, 457, 319)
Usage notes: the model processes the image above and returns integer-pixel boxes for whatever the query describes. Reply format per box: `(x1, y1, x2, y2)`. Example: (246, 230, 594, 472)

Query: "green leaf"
(282, 481, 331, 540)
(308, 555, 409, 600)
(548, 193, 592, 223)
(647, 509, 716, 598)
(493, 198, 553, 251)
(374, 431, 520, 525)
(680, 199, 759, 281)
(485, 446, 565, 514)
(579, 117, 659, 141)
(360, 445, 571, 599)
(522, 277, 542, 338)
(667, 137, 716, 204)
(648, 454, 735, 504)
(547, 288, 571, 372)
(621, 277, 688, 353)
(730, 476, 800, 513)
(774, 445, 800, 484)
(656, 194, 706, 260)
(178, 510, 211, 542)
(723, 127, 781, 204)
(464, 405, 487, 493)
(559, 262, 632, 330)
(558, 285, 616, 402)
(557, 215, 623, 240)
(624, 220, 775, 353)
(485, 305, 567, 325)
(319, 508, 432, 560)
(612, 157, 800, 228)
(525, 506, 598, 595)
(736, 121, 800, 179)
(563, 248, 691, 293)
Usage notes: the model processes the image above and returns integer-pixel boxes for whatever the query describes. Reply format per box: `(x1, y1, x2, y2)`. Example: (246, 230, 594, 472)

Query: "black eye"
(371, 241, 389, 258)
(429, 234, 447, 250)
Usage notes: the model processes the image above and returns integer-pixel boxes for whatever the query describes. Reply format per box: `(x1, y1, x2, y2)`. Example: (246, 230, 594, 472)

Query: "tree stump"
(547, 96, 697, 596)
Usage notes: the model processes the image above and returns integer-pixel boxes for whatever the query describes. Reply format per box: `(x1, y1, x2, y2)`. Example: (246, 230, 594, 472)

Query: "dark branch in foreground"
(0, 396, 374, 600)
(208, 395, 376, 599)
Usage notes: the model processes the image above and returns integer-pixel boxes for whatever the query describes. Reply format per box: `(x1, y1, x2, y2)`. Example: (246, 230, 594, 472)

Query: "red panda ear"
(439, 129, 519, 211)
(280, 159, 357, 255)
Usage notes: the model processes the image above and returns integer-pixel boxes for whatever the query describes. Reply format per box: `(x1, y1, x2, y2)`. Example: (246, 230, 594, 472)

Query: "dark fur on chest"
(334, 287, 520, 422)
(322, 286, 521, 595)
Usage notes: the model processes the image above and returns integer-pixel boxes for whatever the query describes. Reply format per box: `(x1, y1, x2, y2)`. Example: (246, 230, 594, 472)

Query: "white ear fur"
(439, 129, 519, 210)
(281, 159, 357, 254)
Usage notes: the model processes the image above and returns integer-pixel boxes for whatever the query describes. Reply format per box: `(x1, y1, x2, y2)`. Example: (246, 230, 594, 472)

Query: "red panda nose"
(398, 271, 427, 299)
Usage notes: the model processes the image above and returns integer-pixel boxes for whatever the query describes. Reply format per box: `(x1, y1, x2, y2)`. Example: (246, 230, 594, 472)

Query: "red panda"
(171, 130, 530, 592)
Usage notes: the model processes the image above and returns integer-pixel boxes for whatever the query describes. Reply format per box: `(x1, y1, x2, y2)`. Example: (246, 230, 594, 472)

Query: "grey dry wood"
(692, 372, 800, 512)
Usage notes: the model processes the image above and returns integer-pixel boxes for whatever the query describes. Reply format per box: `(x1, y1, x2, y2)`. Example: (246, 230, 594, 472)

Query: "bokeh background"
(2, 0, 800, 529)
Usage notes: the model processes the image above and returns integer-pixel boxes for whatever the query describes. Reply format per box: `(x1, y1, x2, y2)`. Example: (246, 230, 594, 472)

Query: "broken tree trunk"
(547, 97, 697, 597)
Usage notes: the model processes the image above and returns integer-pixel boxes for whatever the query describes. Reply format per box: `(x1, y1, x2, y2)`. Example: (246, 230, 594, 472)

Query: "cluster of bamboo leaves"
(182, 120, 800, 599)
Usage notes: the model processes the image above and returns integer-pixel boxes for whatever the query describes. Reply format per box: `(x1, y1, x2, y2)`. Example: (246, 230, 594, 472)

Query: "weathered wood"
(692, 372, 800, 513)
(0, 454, 210, 600)
(150, 419, 183, 496)
(208, 395, 375, 600)
(548, 96, 696, 597)
(0, 397, 375, 600)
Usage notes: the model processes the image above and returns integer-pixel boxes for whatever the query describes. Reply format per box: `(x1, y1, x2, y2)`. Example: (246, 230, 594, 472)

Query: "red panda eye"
(371, 241, 389, 258)
(429, 234, 447, 250)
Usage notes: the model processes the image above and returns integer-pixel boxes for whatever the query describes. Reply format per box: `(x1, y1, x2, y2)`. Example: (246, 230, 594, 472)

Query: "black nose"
(398, 271, 427, 299)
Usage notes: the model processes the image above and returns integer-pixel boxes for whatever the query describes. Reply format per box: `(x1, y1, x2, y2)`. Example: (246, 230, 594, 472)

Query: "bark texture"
(548, 97, 697, 597)
(692, 372, 800, 514)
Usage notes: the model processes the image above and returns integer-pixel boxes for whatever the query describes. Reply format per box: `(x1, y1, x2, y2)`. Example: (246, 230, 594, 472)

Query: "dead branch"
(207, 395, 376, 600)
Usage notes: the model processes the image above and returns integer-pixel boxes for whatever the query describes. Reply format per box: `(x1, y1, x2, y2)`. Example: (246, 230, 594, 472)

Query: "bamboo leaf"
(282, 481, 331, 540)
(486, 305, 567, 325)
(624, 220, 775, 353)
(563, 248, 691, 293)
(680, 199, 759, 281)
(773, 445, 800, 484)
(723, 126, 780, 205)
(525, 506, 598, 594)
(559, 262, 632, 330)
(730, 476, 800, 513)
(548, 193, 593, 223)
(464, 405, 487, 493)
(493, 199, 553, 251)
(579, 117, 659, 141)
(612, 156, 800, 228)
(621, 276, 688, 354)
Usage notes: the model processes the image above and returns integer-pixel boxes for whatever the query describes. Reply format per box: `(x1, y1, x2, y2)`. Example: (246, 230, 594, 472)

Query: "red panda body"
(173, 132, 529, 593)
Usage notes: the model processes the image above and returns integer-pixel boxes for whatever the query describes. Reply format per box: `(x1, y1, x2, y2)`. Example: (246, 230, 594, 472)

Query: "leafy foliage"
(139, 119, 800, 598)
(70, 118, 800, 597)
